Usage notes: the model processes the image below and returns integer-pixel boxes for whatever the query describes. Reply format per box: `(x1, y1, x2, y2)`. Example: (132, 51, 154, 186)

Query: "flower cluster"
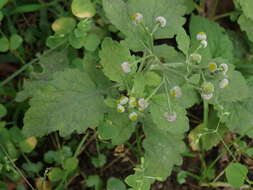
(170, 86, 182, 98)
(196, 32, 208, 48)
(201, 82, 214, 100)
(116, 96, 149, 121)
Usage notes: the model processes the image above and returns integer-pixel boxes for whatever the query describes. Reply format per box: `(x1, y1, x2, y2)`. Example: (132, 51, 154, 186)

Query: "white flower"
(117, 104, 125, 113)
(170, 86, 182, 98)
(129, 112, 138, 121)
(208, 62, 217, 73)
(190, 53, 202, 64)
(129, 97, 137, 108)
(164, 111, 177, 122)
(201, 40, 208, 48)
(196, 32, 207, 41)
(219, 78, 229, 89)
(119, 96, 129, 105)
(220, 63, 228, 75)
(156, 16, 167, 28)
(201, 93, 213, 100)
(131, 13, 143, 25)
(121, 62, 131, 73)
(138, 98, 149, 111)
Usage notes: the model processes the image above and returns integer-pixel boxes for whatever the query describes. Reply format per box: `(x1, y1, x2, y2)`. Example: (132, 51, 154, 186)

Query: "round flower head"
(219, 78, 229, 89)
(201, 40, 208, 48)
(208, 62, 218, 73)
(138, 98, 149, 111)
(220, 63, 228, 75)
(201, 93, 213, 100)
(129, 112, 138, 121)
(201, 82, 214, 95)
(117, 104, 125, 113)
(170, 86, 182, 98)
(121, 62, 131, 73)
(155, 16, 167, 28)
(129, 97, 137, 108)
(190, 53, 202, 64)
(119, 96, 129, 105)
(164, 111, 177, 122)
(131, 13, 143, 25)
(196, 32, 207, 41)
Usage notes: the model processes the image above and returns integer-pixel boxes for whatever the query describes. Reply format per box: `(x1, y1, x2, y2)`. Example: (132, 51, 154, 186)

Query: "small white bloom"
(119, 96, 129, 105)
(219, 78, 229, 89)
(138, 98, 149, 111)
(170, 86, 182, 98)
(129, 112, 138, 121)
(201, 40, 208, 48)
(190, 53, 202, 64)
(208, 62, 217, 73)
(121, 62, 131, 73)
(220, 63, 228, 75)
(201, 93, 213, 100)
(196, 32, 207, 41)
(131, 13, 143, 25)
(117, 104, 125, 113)
(129, 97, 137, 108)
(156, 16, 167, 28)
(164, 111, 177, 122)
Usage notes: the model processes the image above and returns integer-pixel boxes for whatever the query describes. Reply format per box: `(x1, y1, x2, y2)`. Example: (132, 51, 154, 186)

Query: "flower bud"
(208, 62, 217, 73)
(196, 32, 207, 41)
(164, 111, 177, 122)
(121, 62, 131, 73)
(201, 82, 214, 95)
(190, 53, 202, 64)
(129, 112, 138, 121)
(129, 97, 137, 108)
(155, 16, 167, 28)
(201, 40, 208, 48)
(219, 78, 229, 89)
(117, 104, 125, 113)
(119, 96, 129, 105)
(131, 13, 143, 25)
(220, 63, 228, 75)
(138, 98, 149, 111)
(170, 86, 182, 98)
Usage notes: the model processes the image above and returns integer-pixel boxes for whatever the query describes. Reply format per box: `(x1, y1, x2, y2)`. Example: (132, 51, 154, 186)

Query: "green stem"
(203, 100, 209, 128)
(74, 132, 90, 157)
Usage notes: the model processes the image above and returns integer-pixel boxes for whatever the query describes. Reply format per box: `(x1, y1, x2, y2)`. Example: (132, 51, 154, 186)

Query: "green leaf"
(190, 15, 234, 62)
(225, 162, 248, 188)
(99, 38, 135, 83)
(9, 34, 23, 50)
(238, 14, 253, 43)
(91, 154, 107, 168)
(23, 69, 106, 137)
(98, 110, 135, 145)
(0, 37, 9, 52)
(150, 94, 189, 135)
(52, 17, 76, 35)
(86, 175, 103, 190)
(107, 177, 126, 190)
(48, 168, 64, 182)
(237, 0, 253, 20)
(63, 157, 79, 172)
(71, 0, 96, 18)
(176, 27, 190, 55)
(84, 33, 101, 51)
(0, 11, 4, 22)
(16, 50, 69, 102)
(0, 0, 8, 9)
(103, 0, 186, 51)
(0, 104, 7, 119)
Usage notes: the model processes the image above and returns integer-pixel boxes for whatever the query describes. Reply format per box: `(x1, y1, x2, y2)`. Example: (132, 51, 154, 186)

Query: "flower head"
(121, 62, 131, 73)
(220, 63, 228, 75)
(170, 86, 182, 98)
(201, 40, 208, 48)
(119, 96, 129, 105)
(196, 32, 207, 41)
(219, 78, 229, 89)
(190, 53, 202, 64)
(164, 111, 177, 122)
(208, 62, 217, 73)
(155, 16, 167, 28)
(129, 112, 138, 121)
(201, 93, 213, 100)
(201, 82, 214, 100)
(117, 104, 125, 113)
(138, 98, 149, 111)
(131, 13, 143, 25)
(129, 97, 137, 108)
